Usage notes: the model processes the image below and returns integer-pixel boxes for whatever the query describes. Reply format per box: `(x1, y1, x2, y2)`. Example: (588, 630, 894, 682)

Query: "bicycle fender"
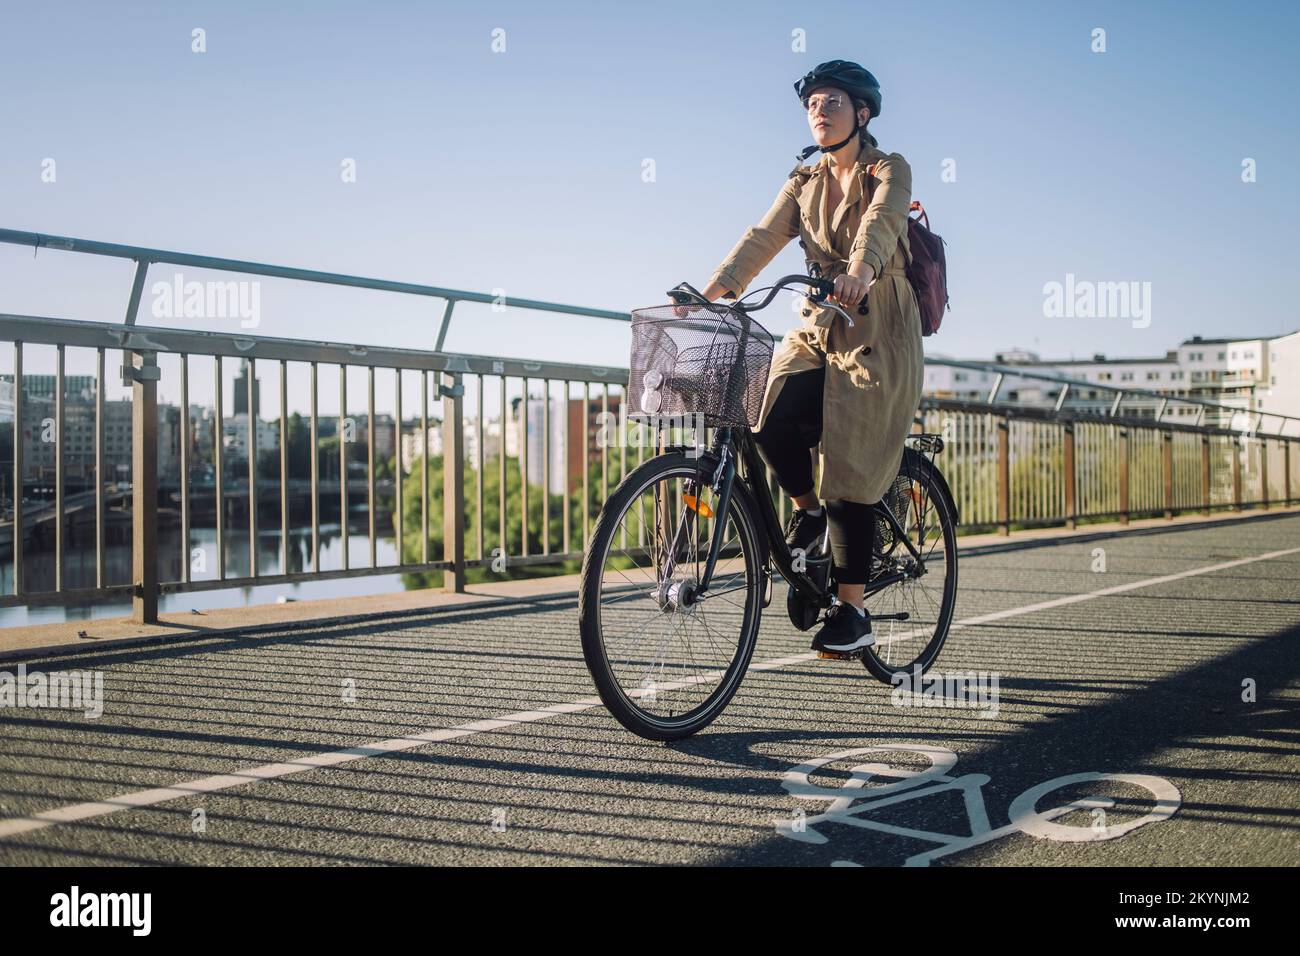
(904, 447, 959, 527)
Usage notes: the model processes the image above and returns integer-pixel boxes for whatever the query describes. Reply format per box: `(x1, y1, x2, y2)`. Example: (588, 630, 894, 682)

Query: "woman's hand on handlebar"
(832, 261, 875, 310)
(668, 279, 731, 318)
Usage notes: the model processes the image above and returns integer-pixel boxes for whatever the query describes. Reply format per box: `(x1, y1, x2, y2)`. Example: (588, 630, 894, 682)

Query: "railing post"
(11, 343, 22, 598)
(1162, 430, 1174, 520)
(521, 376, 530, 558)
(215, 358, 225, 580)
(442, 371, 465, 592)
(1200, 433, 1211, 515)
(247, 358, 257, 578)
(996, 415, 1010, 536)
(1259, 437, 1269, 511)
(55, 344, 64, 592)
(1231, 434, 1242, 512)
(1286, 439, 1293, 505)
(129, 350, 159, 624)
(1118, 426, 1130, 525)
(1063, 421, 1077, 530)
(339, 366, 348, 570)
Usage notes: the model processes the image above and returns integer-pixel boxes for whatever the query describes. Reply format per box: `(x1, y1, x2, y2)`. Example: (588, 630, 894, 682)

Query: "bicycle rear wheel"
(579, 450, 764, 741)
(860, 451, 959, 684)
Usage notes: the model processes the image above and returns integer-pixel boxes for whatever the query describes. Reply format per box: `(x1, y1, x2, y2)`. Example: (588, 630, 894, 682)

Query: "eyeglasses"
(803, 93, 845, 115)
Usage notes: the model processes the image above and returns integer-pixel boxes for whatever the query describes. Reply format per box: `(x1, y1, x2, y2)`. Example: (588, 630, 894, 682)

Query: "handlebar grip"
(667, 280, 708, 307)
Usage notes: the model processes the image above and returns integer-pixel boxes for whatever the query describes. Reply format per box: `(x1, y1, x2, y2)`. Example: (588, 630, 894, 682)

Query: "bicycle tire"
(860, 452, 960, 684)
(579, 450, 764, 741)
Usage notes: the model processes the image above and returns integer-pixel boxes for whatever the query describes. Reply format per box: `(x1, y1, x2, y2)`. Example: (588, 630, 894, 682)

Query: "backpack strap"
(909, 200, 929, 230)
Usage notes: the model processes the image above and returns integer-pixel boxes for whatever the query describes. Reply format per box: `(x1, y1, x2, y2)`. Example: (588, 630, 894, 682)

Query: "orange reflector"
(683, 494, 713, 518)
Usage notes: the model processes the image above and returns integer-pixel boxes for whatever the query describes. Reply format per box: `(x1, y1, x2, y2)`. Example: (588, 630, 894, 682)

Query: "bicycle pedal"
(816, 649, 864, 661)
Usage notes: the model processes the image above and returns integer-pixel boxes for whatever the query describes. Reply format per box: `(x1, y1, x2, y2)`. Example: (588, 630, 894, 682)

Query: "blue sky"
(2, 0, 1298, 408)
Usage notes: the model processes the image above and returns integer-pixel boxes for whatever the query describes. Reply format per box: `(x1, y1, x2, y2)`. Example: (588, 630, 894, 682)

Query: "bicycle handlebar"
(737, 274, 834, 313)
(666, 274, 869, 321)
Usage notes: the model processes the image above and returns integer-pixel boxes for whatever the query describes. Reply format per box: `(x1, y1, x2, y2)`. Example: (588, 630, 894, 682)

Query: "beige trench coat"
(708, 142, 925, 505)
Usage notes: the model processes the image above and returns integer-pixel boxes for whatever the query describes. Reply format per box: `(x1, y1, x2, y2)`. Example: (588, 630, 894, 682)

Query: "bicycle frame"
(651, 274, 930, 608)
(661, 425, 925, 607)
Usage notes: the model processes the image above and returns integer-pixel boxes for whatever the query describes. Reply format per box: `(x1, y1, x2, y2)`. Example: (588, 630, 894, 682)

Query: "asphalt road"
(1, 512, 1298, 866)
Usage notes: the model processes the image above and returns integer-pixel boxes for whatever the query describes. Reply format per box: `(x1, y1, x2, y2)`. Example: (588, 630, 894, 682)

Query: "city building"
(1257, 330, 1300, 432)
(232, 359, 260, 417)
(524, 395, 569, 496)
(396, 390, 618, 496)
(926, 329, 1299, 432)
(222, 412, 281, 465)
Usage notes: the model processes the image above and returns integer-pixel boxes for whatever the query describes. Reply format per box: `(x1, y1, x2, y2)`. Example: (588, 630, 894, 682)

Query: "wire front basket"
(628, 304, 776, 428)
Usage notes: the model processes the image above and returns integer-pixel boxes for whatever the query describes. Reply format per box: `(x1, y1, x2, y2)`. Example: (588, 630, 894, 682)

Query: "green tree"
(396, 443, 630, 589)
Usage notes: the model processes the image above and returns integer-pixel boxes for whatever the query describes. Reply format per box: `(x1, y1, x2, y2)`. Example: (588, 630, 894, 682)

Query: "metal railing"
(0, 228, 640, 621)
(915, 397, 1297, 534)
(914, 355, 1300, 533)
(1, 227, 1297, 623)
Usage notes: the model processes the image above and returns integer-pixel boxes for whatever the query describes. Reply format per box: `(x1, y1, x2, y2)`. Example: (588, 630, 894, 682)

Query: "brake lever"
(805, 276, 866, 325)
(807, 295, 858, 328)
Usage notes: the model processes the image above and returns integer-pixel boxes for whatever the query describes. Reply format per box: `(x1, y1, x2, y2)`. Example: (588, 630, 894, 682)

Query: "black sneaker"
(784, 506, 827, 561)
(811, 603, 875, 653)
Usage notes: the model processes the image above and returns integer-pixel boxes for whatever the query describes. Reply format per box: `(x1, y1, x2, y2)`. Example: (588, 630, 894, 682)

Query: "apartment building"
(926, 330, 1299, 431)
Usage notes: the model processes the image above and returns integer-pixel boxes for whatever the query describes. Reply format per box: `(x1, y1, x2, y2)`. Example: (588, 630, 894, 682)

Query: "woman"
(690, 59, 925, 654)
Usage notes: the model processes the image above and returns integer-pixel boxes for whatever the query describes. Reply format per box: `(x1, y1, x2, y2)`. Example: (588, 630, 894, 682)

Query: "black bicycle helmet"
(793, 59, 882, 160)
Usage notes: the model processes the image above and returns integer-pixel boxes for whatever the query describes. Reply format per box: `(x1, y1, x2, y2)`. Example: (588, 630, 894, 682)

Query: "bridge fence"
(2, 228, 1297, 622)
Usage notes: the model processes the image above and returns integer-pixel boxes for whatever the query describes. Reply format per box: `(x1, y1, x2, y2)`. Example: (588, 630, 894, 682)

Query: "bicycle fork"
(652, 439, 737, 608)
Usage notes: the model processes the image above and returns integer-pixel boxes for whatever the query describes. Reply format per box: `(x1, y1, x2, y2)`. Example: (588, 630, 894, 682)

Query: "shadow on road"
(675, 619, 1300, 866)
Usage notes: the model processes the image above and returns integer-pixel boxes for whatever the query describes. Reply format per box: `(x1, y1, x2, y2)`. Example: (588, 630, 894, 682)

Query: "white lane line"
(947, 544, 1300, 629)
(3, 543, 1298, 841)
(0, 697, 603, 839)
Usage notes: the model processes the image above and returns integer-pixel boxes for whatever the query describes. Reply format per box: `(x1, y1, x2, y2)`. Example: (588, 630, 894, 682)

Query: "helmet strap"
(797, 116, 860, 162)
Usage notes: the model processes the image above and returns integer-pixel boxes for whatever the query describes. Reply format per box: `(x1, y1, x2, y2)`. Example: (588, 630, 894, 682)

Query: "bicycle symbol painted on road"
(774, 744, 1181, 867)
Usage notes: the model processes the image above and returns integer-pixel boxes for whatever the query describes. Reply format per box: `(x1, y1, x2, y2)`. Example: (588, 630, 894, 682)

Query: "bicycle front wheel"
(579, 450, 764, 741)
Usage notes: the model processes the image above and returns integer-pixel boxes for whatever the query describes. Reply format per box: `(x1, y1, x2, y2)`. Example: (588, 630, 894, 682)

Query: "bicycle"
(579, 274, 959, 741)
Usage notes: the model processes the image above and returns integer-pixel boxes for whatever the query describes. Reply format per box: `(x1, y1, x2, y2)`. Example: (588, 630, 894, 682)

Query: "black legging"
(753, 366, 878, 585)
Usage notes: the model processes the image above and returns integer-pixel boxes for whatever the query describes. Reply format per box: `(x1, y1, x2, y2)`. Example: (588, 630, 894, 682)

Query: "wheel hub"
(659, 577, 700, 614)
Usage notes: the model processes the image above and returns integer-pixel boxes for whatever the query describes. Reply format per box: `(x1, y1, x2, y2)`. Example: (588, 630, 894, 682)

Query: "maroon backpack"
(868, 164, 950, 336)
